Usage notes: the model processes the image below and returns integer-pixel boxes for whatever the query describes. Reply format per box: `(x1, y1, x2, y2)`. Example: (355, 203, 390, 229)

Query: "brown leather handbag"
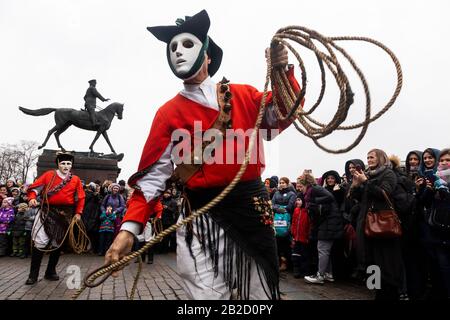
(364, 189, 402, 239)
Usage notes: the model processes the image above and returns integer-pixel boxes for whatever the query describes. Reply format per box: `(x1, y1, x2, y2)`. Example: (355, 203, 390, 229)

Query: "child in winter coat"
(0, 197, 15, 257)
(10, 203, 28, 258)
(23, 205, 37, 258)
(98, 205, 116, 256)
(291, 197, 311, 278)
(10, 187, 22, 208)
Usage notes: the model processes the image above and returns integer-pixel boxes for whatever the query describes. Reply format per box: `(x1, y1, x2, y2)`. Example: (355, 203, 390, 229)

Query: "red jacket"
(124, 68, 301, 227)
(291, 207, 310, 244)
(27, 170, 85, 215)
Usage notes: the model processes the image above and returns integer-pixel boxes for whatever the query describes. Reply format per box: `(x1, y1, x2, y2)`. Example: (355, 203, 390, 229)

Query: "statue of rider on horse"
(18, 79, 124, 159)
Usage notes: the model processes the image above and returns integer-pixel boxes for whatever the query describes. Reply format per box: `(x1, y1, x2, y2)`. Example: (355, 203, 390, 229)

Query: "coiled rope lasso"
(270, 26, 402, 153)
(72, 26, 402, 300)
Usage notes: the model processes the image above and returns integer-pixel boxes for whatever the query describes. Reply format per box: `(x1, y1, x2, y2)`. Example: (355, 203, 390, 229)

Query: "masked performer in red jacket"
(25, 152, 85, 285)
(106, 9, 302, 300)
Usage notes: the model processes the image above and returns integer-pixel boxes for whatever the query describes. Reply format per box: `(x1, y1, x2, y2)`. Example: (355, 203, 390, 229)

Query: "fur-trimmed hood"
(389, 154, 402, 170)
(321, 170, 341, 186)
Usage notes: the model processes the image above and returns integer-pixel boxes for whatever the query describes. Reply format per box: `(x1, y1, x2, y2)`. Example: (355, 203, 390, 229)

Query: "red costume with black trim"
(124, 67, 301, 228)
(27, 170, 85, 214)
(120, 7, 305, 301)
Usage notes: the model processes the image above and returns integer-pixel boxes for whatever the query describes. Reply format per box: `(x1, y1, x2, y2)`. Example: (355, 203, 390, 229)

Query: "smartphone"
(355, 164, 363, 173)
(424, 171, 436, 183)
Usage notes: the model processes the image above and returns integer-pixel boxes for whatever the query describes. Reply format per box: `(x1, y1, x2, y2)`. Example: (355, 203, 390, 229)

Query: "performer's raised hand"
(266, 43, 289, 69)
(28, 199, 38, 207)
(73, 213, 81, 221)
(104, 230, 134, 277)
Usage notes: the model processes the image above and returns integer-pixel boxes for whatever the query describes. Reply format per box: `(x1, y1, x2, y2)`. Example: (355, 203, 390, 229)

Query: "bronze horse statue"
(18, 102, 124, 154)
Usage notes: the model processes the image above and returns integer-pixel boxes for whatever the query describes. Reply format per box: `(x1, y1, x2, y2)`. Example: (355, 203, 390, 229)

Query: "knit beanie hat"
(109, 183, 120, 192)
(2, 197, 14, 207)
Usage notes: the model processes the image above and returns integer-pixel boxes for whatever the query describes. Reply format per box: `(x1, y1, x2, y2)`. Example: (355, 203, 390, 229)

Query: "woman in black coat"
(82, 183, 102, 254)
(342, 159, 367, 281)
(417, 148, 450, 299)
(349, 148, 403, 300)
(322, 170, 353, 280)
(298, 174, 344, 284)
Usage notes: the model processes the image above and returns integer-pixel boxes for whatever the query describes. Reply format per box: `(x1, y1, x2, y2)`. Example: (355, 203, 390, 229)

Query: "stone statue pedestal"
(36, 149, 122, 183)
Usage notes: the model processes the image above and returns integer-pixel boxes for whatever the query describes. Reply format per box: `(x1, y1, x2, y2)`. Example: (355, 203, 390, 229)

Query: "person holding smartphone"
(348, 149, 403, 300)
(415, 147, 449, 299)
(342, 159, 366, 281)
(416, 148, 440, 194)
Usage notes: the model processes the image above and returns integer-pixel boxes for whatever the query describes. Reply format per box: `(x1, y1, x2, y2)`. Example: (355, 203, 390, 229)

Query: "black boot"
(25, 247, 44, 285)
(44, 249, 61, 281)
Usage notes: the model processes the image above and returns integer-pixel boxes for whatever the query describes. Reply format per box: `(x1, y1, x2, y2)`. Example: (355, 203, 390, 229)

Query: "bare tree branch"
(0, 141, 39, 184)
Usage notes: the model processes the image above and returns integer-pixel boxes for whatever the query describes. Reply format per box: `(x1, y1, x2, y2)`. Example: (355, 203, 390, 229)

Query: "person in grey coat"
(23, 205, 38, 258)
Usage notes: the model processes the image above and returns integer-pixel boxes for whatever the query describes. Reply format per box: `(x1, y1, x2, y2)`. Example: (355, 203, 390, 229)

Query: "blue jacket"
(272, 186, 297, 215)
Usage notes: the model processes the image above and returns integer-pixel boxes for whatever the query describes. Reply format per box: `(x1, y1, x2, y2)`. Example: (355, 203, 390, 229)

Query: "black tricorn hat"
(146, 9, 223, 77)
(55, 151, 74, 165)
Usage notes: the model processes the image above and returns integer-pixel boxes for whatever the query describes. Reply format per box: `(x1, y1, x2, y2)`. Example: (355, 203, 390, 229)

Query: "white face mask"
(169, 33, 203, 76)
(58, 161, 72, 175)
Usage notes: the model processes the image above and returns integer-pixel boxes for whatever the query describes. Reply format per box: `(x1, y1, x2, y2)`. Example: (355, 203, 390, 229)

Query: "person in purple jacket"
(100, 183, 125, 239)
(0, 197, 15, 257)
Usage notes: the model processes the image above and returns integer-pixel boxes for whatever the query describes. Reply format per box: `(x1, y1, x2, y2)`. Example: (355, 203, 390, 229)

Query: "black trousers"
(87, 230, 99, 254)
(276, 236, 291, 260)
(28, 246, 61, 280)
(0, 234, 8, 256)
(291, 241, 310, 277)
(98, 232, 114, 255)
(133, 240, 154, 263)
(24, 231, 32, 257)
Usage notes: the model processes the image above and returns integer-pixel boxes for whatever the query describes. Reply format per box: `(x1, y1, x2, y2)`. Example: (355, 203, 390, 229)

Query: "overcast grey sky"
(1, 0, 449, 183)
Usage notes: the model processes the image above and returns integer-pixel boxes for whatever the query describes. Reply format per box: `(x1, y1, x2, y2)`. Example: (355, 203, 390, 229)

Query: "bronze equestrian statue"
(18, 102, 124, 154)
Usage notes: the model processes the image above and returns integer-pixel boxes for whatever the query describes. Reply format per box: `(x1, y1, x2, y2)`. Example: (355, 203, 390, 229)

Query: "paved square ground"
(0, 253, 373, 300)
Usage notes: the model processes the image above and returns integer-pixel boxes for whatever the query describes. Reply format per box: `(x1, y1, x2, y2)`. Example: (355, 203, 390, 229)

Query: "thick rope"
(68, 217, 90, 254)
(72, 26, 402, 300)
(33, 217, 90, 254)
(271, 26, 402, 153)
